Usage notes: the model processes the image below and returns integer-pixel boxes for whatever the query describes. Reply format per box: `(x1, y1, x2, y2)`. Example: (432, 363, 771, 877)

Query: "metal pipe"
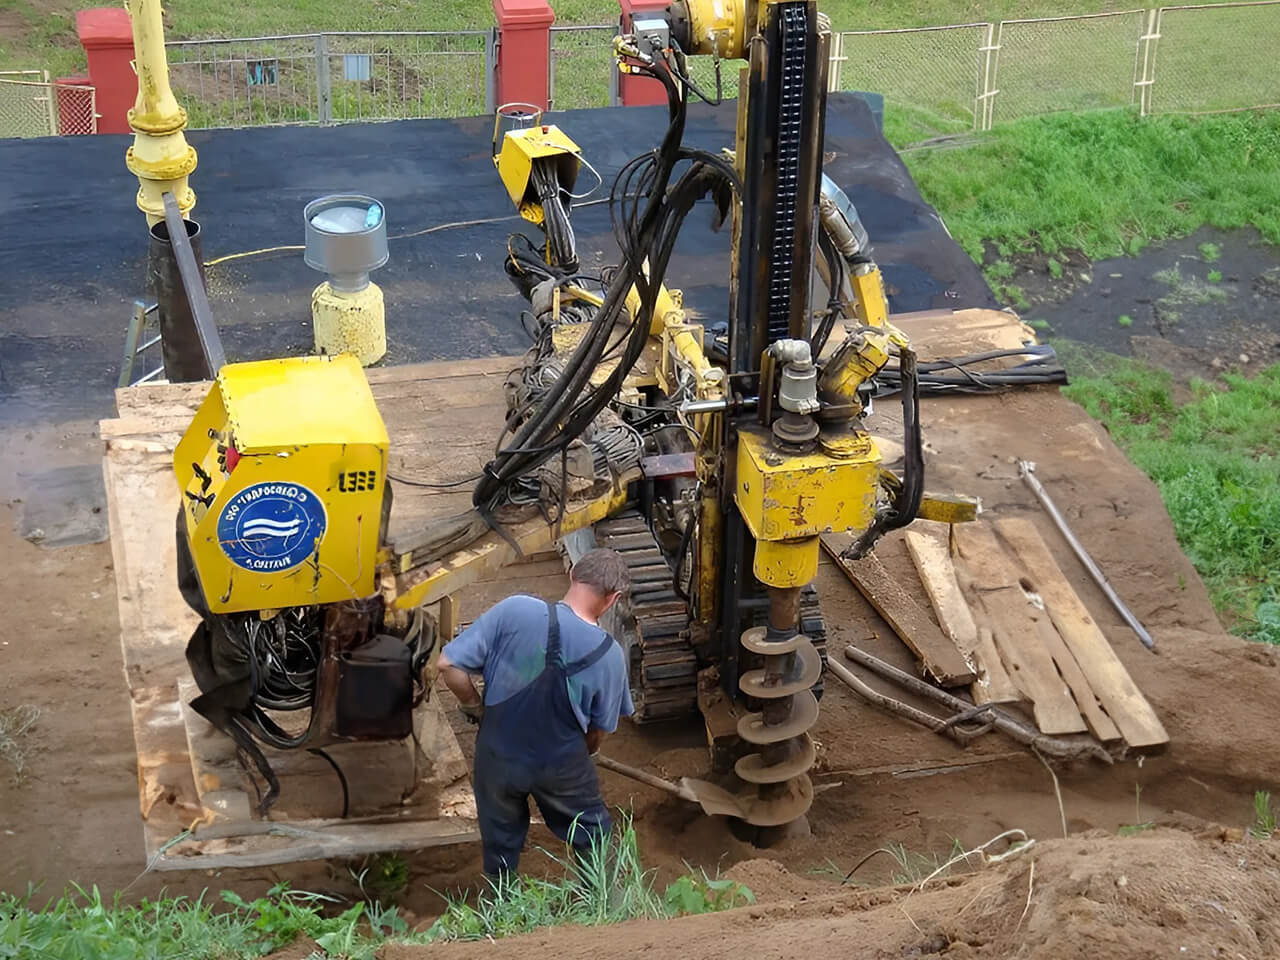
(1018, 460, 1155, 651)
(126, 0, 197, 225)
(840, 644, 1112, 764)
(161, 192, 226, 377)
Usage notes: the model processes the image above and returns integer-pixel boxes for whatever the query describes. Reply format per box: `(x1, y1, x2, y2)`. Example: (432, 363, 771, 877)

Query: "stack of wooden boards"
(824, 516, 1168, 752)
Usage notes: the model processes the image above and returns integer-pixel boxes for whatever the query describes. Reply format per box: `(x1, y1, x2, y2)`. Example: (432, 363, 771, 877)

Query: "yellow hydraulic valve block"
(125, 0, 197, 224)
(174, 355, 389, 614)
(734, 427, 881, 587)
(494, 122, 581, 226)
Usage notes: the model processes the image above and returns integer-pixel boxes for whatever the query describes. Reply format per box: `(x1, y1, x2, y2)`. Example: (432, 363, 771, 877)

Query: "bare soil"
(381, 825, 1280, 960)
(3, 292, 1279, 954)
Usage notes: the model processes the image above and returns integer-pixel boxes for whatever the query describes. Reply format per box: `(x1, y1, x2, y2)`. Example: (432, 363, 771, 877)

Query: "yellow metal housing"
(734, 427, 881, 542)
(495, 124, 581, 224)
(174, 355, 389, 614)
(312, 280, 387, 366)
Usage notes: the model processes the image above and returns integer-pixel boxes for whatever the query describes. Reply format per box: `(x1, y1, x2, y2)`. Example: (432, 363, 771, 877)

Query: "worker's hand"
(458, 699, 484, 725)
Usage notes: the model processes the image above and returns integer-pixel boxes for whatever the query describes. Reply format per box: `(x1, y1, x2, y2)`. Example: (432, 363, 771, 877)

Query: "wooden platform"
(101, 356, 535, 869)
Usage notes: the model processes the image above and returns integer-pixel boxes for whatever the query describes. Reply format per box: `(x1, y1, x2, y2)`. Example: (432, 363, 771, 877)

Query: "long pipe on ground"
(834, 644, 1112, 764)
(1018, 460, 1155, 651)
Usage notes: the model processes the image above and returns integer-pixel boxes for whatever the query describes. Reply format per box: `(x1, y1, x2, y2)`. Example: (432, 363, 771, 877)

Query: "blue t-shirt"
(442, 595, 635, 733)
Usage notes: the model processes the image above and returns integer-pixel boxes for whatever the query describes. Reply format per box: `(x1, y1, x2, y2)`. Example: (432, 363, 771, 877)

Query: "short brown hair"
(570, 548, 630, 596)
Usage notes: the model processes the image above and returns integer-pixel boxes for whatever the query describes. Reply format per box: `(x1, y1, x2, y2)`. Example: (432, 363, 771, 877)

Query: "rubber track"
(595, 512, 699, 723)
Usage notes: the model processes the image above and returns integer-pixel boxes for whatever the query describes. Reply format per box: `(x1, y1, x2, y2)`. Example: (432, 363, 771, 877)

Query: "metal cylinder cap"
(303, 194, 389, 293)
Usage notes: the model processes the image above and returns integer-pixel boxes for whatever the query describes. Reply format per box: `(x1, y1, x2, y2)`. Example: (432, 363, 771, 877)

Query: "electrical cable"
(871, 344, 1067, 397)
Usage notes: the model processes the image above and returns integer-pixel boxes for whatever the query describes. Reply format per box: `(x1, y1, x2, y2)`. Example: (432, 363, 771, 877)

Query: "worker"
(436, 548, 634, 875)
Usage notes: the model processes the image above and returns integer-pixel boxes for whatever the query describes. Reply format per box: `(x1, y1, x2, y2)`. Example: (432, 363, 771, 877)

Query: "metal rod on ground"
(1018, 460, 1155, 651)
(162, 191, 227, 376)
(840, 645, 1112, 764)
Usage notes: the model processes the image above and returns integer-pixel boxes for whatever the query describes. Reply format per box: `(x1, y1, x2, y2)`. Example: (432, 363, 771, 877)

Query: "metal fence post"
(827, 31, 843, 92)
(314, 33, 332, 124)
(1136, 8, 1161, 116)
(485, 26, 499, 114)
(977, 22, 1000, 130)
(547, 28, 555, 109)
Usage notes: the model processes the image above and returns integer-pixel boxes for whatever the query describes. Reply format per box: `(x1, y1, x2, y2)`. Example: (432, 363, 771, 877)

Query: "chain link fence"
(1147, 2, 1280, 114)
(833, 25, 988, 133)
(166, 31, 494, 129)
(549, 24, 618, 110)
(0, 72, 96, 138)
(991, 11, 1146, 123)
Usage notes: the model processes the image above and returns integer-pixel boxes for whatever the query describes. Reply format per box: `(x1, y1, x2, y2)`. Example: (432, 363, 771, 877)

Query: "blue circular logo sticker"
(216, 482, 328, 573)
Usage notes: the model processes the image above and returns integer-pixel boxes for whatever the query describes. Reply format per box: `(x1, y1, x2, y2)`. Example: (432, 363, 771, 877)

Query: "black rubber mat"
(0, 94, 994, 426)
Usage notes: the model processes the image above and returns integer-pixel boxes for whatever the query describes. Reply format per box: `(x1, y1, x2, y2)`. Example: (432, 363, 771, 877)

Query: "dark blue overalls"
(472, 601, 614, 875)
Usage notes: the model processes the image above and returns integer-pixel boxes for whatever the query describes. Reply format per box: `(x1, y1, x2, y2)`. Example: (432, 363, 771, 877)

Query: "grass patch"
(0, 704, 40, 783)
(906, 110, 1280, 263)
(1116, 314, 1133, 327)
(1250, 790, 1276, 840)
(1058, 345, 1280, 641)
(1199, 241, 1223, 262)
(1153, 263, 1230, 305)
(0, 815, 751, 957)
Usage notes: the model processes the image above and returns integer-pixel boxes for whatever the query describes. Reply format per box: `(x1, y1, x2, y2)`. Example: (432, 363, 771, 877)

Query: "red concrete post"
(617, 0, 669, 106)
(53, 76, 95, 134)
(76, 7, 135, 134)
(493, 0, 555, 111)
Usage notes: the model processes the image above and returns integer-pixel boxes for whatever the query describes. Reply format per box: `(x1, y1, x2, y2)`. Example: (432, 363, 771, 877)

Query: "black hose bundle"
(530, 157, 579, 274)
(842, 347, 924, 560)
(872, 344, 1068, 397)
(471, 57, 739, 520)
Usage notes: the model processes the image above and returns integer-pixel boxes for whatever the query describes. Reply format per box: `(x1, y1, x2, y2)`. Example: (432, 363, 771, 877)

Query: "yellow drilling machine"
(163, 0, 971, 834)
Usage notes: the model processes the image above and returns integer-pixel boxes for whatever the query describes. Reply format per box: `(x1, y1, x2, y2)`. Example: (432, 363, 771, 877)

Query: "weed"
(1153, 263, 1230, 305)
(0, 704, 40, 783)
(1199, 241, 1222, 262)
(881, 840, 966, 885)
(663, 872, 754, 916)
(1029, 318, 1051, 331)
(1047, 257, 1064, 279)
(1117, 314, 1134, 327)
(427, 812, 749, 941)
(987, 259, 1015, 281)
(1250, 790, 1276, 840)
(1207, 268, 1223, 284)
(352, 853, 411, 903)
(1001, 284, 1030, 310)
(1061, 348, 1280, 639)
(1118, 822, 1155, 836)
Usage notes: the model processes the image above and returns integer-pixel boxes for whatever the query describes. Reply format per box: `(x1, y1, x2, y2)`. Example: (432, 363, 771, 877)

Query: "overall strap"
(565, 634, 615, 677)
(545, 601, 563, 666)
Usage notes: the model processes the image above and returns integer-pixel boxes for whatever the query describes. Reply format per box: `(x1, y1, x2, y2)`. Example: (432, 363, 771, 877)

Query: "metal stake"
(1018, 460, 1155, 651)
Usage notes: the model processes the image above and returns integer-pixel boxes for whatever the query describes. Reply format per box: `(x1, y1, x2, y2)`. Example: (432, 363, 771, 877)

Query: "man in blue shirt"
(436, 548, 634, 875)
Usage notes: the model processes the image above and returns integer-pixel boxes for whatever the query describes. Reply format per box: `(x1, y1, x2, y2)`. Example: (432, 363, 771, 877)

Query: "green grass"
(1250, 790, 1276, 839)
(0, 816, 752, 957)
(1116, 314, 1133, 327)
(904, 109, 1280, 263)
(1059, 347, 1280, 641)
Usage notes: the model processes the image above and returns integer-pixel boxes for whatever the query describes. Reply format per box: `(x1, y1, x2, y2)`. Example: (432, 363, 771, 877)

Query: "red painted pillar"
(493, 0, 555, 111)
(617, 0, 669, 106)
(54, 76, 95, 134)
(76, 7, 136, 134)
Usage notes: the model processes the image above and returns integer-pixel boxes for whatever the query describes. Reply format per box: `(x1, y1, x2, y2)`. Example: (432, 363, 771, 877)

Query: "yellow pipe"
(125, 0, 197, 225)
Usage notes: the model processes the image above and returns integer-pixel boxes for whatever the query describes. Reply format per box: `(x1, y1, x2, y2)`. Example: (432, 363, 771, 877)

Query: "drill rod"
(838, 645, 1112, 764)
(1018, 460, 1155, 651)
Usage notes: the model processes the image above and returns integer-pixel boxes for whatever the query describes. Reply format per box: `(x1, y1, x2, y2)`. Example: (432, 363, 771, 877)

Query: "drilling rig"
(168, 0, 964, 832)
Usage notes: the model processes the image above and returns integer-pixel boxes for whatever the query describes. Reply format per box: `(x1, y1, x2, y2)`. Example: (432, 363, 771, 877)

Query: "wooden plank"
(952, 523, 1087, 735)
(904, 530, 1021, 704)
(821, 537, 975, 686)
(973, 627, 1020, 706)
(995, 517, 1168, 749)
(1029, 617, 1122, 742)
(154, 816, 480, 872)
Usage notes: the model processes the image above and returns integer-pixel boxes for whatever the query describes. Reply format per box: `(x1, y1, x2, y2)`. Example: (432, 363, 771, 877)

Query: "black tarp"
(0, 93, 994, 426)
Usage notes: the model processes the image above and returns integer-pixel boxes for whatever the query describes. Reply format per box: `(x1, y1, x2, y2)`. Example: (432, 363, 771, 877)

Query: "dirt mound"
(723, 857, 827, 903)
(381, 827, 1280, 960)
